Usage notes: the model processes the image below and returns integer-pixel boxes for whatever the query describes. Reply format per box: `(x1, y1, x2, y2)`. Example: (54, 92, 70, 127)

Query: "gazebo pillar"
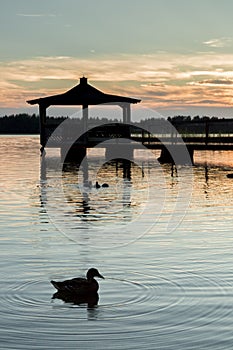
(126, 103, 131, 123)
(122, 103, 131, 124)
(122, 105, 127, 124)
(82, 104, 88, 133)
(39, 104, 47, 151)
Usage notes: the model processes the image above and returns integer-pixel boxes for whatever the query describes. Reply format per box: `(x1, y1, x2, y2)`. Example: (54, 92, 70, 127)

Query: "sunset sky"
(1, 0, 233, 118)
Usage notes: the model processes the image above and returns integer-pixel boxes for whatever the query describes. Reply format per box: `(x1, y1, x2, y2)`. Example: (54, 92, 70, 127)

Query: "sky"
(1, 0, 233, 118)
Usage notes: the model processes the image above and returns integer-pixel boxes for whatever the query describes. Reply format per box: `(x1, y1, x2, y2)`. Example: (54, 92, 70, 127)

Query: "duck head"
(86, 268, 104, 281)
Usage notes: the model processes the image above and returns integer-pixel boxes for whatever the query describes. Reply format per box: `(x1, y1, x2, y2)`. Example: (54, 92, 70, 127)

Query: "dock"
(27, 78, 233, 165)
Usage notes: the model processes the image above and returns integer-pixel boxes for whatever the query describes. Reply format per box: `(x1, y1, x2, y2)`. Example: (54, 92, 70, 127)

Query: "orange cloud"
(1, 53, 233, 109)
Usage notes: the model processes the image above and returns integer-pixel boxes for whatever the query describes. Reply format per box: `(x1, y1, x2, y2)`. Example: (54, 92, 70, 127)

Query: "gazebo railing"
(43, 119, 233, 149)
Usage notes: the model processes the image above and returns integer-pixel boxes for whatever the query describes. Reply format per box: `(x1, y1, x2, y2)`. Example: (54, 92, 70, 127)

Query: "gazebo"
(27, 77, 141, 151)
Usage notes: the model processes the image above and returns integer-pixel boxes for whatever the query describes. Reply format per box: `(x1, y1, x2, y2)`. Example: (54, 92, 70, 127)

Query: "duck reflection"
(52, 291, 99, 308)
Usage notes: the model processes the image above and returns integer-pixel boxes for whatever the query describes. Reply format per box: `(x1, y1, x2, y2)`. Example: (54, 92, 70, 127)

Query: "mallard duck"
(50, 268, 104, 294)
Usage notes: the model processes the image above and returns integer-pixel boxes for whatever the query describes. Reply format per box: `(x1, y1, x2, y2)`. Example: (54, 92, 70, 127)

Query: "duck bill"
(98, 273, 104, 279)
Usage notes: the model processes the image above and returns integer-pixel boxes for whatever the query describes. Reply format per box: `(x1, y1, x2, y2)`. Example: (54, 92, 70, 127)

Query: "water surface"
(1, 135, 233, 349)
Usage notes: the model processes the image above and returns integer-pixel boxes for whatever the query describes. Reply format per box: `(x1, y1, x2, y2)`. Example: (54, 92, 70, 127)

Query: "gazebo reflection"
(40, 154, 135, 219)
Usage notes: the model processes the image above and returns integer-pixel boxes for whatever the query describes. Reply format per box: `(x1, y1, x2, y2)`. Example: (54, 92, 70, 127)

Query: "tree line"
(0, 113, 231, 134)
(0, 114, 66, 134)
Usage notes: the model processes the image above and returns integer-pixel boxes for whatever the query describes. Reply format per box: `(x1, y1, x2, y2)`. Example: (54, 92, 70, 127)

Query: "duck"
(50, 268, 104, 294)
(95, 181, 101, 189)
(95, 181, 109, 188)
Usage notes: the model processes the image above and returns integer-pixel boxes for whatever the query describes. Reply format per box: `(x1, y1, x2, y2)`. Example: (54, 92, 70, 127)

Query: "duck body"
(51, 268, 104, 295)
(51, 277, 99, 294)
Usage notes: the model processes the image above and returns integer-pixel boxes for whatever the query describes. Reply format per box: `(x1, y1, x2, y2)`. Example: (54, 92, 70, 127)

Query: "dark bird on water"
(95, 181, 109, 188)
(95, 181, 101, 188)
(50, 268, 104, 294)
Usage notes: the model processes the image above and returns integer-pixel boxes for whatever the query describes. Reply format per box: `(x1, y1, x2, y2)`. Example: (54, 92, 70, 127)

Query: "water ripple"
(0, 268, 232, 348)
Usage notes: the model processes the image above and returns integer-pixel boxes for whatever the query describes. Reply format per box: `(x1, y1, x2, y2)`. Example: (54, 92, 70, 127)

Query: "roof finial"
(80, 76, 88, 85)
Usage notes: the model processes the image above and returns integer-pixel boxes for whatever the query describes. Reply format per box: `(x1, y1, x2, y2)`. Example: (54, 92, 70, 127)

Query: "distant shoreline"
(1, 113, 232, 135)
(0, 132, 39, 135)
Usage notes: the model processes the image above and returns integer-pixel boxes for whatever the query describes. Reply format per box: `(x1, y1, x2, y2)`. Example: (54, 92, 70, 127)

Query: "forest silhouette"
(0, 113, 228, 134)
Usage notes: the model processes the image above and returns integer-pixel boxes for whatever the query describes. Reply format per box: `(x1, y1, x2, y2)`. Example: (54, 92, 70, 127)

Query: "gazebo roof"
(27, 77, 141, 107)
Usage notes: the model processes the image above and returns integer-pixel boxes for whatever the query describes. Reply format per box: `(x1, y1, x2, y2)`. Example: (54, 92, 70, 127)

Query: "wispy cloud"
(16, 13, 57, 18)
(1, 52, 233, 109)
(203, 37, 232, 48)
(190, 79, 233, 86)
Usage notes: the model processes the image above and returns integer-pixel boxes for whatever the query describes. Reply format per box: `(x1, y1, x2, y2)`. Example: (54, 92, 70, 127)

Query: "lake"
(1, 135, 233, 349)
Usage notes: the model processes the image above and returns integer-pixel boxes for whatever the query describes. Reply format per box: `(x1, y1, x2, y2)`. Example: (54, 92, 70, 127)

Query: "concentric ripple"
(0, 268, 233, 349)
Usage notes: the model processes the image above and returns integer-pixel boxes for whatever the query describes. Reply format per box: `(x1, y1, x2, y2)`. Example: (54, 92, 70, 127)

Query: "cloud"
(1, 52, 233, 108)
(197, 99, 221, 105)
(189, 79, 233, 86)
(203, 37, 232, 48)
(16, 13, 57, 18)
(141, 83, 165, 87)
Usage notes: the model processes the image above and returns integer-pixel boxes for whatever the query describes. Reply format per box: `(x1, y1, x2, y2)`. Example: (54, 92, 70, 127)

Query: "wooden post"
(126, 103, 131, 123)
(121, 104, 131, 139)
(39, 104, 47, 152)
(205, 121, 209, 145)
(82, 104, 88, 148)
(122, 104, 131, 123)
(82, 104, 88, 133)
(122, 105, 127, 124)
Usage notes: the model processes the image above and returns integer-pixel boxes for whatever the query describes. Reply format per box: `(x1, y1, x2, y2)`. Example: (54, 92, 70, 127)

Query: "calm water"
(1, 135, 233, 349)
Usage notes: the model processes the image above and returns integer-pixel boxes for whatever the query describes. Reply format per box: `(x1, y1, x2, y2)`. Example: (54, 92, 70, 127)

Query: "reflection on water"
(52, 290, 99, 308)
(61, 157, 134, 215)
(1, 136, 233, 349)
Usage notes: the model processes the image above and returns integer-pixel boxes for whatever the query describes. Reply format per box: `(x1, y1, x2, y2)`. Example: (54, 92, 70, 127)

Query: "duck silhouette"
(95, 181, 109, 188)
(95, 181, 101, 189)
(50, 268, 104, 294)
